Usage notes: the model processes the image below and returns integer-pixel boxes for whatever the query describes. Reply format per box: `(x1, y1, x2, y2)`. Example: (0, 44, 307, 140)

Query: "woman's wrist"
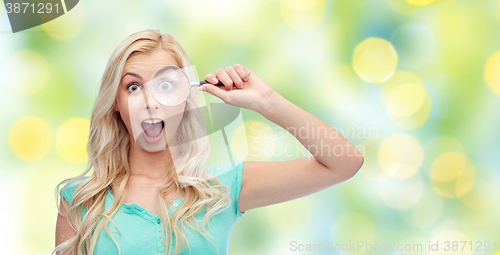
(256, 90, 287, 117)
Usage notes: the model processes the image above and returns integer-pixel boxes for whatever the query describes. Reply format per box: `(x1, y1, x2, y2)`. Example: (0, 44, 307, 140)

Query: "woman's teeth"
(143, 119, 162, 124)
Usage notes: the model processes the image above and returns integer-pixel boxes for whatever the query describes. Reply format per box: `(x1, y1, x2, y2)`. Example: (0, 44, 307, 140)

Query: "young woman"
(54, 29, 364, 255)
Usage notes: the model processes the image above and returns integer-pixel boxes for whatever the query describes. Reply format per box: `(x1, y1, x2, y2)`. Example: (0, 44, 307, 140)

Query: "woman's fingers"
(225, 66, 244, 89)
(233, 64, 252, 82)
(206, 64, 251, 91)
(199, 84, 231, 103)
(215, 68, 234, 90)
(204, 74, 219, 84)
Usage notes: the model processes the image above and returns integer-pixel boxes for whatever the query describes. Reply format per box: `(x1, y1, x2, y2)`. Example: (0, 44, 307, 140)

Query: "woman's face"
(115, 49, 187, 152)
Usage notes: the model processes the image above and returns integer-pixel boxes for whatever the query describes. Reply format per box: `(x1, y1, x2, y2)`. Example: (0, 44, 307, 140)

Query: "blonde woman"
(54, 29, 364, 255)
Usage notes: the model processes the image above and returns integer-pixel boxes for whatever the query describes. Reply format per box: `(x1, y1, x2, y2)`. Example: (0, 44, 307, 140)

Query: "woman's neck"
(123, 143, 185, 201)
(128, 143, 177, 180)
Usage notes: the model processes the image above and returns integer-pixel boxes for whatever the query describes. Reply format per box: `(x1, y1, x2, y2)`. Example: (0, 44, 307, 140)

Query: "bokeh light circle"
(9, 116, 53, 161)
(380, 71, 432, 129)
(389, 95, 432, 129)
(386, 0, 422, 15)
(430, 152, 467, 182)
(5, 51, 49, 96)
(378, 133, 423, 179)
(484, 50, 500, 95)
(430, 152, 475, 198)
(353, 37, 398, 83)
(405, 0, 437, 6)
(380, 71, 422, 105)
(387, 83, 427, 117)
(423, 136, 465, 176)
(55, 118, 90, 164)
(281, 0, 326, 30)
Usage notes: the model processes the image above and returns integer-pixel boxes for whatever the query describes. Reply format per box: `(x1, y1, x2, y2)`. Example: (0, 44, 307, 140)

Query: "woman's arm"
(201, 64, 364, 212)
(55, 197, 76, 255)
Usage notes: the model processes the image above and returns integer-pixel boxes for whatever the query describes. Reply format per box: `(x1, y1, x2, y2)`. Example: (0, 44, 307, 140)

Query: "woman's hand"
(200, 64, 276, 113)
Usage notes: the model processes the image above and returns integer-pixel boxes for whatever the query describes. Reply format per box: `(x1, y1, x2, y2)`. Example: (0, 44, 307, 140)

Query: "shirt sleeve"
(206, 161, 246, 218)
(234, 161, 246, 218)
(224, 161, 246, 218)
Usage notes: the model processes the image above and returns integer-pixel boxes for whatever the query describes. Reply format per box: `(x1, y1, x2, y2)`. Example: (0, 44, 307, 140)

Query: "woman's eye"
(127, 84, 141, 92)
(158, 81, 173, 92)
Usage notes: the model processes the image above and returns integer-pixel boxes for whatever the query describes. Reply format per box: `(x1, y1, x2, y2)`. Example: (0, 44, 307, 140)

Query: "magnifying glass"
(150, 65, 228, 106)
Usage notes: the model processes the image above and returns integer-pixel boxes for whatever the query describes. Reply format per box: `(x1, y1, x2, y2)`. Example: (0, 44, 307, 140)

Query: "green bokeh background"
(1, 0, 499, 254)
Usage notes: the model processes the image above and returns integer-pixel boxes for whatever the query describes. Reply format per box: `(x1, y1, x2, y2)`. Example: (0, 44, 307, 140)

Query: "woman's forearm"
(256, 91, 364, 174)
(201, 65, 364, 175)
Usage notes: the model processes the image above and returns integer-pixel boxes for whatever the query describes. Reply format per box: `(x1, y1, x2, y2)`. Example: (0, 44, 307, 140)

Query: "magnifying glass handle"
(199, 80, 231, 87)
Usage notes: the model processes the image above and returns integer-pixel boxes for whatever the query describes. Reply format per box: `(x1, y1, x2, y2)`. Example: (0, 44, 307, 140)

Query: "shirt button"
(157, 219, 161, 224)
(173, 203, 178, 207)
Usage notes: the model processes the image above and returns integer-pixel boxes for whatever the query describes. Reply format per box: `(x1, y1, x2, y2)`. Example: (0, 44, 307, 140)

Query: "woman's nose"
(143, 83, 161, 110)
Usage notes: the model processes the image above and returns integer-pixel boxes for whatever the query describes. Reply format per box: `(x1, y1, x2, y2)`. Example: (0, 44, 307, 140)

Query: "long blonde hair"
(53, 29, 231, 255)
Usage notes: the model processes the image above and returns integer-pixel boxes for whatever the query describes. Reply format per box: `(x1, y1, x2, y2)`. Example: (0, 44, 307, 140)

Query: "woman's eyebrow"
(121, 72, 143, 81)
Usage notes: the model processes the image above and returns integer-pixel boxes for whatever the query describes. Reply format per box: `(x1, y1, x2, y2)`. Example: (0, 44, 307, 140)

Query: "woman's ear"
(114, 102, 119, 112)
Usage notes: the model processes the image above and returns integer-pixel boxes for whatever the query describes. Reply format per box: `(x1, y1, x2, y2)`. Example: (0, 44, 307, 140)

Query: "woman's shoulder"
(206, 161, 245, 195)
(59, 176, 90, 204)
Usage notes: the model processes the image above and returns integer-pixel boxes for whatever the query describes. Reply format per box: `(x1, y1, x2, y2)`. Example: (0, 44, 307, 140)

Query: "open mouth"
(141, 119, 165, 144)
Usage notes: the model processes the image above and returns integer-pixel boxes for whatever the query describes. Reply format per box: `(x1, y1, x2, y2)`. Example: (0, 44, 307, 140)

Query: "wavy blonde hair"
(53, 29, 231, 255)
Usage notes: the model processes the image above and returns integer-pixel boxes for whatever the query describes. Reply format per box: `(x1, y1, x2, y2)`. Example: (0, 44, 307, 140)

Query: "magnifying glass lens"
(150, 66, 191, 106)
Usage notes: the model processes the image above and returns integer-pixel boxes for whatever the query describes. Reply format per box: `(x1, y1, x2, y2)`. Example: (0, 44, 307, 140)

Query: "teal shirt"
(59, 161, 246, 255)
